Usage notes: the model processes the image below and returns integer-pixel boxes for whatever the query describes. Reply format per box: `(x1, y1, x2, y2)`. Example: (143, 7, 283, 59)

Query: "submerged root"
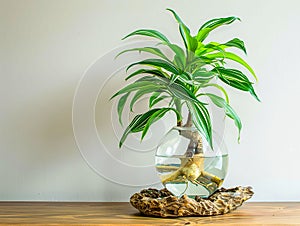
(160, 112, 223, 190)
(160, 154, 223, 187)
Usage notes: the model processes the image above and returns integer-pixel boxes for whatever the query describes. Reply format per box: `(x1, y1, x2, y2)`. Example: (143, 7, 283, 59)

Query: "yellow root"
(160, 154, 222, 187)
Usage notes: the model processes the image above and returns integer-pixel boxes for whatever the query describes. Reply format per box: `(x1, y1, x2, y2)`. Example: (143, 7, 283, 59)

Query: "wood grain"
(130, 187, 254, 217)
(0, 202, 299, 225)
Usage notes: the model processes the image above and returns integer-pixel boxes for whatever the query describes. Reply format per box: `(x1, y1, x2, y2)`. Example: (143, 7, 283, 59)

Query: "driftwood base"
(130, 186, 253, 217)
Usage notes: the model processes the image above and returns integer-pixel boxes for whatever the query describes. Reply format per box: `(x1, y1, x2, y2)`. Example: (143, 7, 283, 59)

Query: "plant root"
(160, 153, 222, 187)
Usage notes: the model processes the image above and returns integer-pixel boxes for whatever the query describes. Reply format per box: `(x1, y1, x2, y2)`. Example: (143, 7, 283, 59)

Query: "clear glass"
(155, 126, 228, 198)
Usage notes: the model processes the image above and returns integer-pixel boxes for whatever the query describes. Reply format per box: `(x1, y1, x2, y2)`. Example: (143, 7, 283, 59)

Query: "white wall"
(1, 0, 300, 201)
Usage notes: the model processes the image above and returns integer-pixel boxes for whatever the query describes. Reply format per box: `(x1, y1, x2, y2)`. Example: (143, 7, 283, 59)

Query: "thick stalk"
(174, 98, 182, 127)
(161, 111, 204, 184)
(180, 112, 203, 155)
(160, 111, 223, 188)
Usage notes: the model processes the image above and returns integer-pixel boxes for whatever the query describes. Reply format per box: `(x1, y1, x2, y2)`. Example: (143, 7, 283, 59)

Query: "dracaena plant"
(111, 9, 259, 149)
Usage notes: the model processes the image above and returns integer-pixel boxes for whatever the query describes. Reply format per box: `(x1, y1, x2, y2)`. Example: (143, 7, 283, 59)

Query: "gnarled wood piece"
(130, 186, 253, 217)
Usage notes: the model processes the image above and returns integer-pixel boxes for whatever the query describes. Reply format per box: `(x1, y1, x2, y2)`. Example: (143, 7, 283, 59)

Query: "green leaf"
(197, 16, 240, 42)
(200, 83, 229, 103)
(117, 93, 130, 126)
(111, 81, 162, 99)
(196, 39, 247, 56)
(119, 109, 159, 147)
(205, 93, 242, 142)
(116, 47, 170, 61)
(249, 88, 260, 102)
(204, 51, 258, 81)
(125, 69, 168, 80)
(187, 102, 213, 148)
(156, 42, 186, 69)
(122, 29, 170, 43)
(192, 69, 216, 83)
(150, 95, 169, 108)
(149, 92, 170, 108)
(126, 58, 180, 75)
(133, 75, 197, 103)
(212, 67, 260, 101)
(141, 108, 181, 139)
(135, 75, 166, 83)
(168, 82, 197, 103)
(188, 54, 216, 68)
(135, 75, 202, 106)
(224, 38, 247, 54)
(200, 42, 226, 55)
(149, 92, 160, 107)
(166, 43, 186, 69)
(129, 87, 161, 111)
(119, 108, 180, 147)
(167, 8, 198, 51)
(199, 16, 240, 31)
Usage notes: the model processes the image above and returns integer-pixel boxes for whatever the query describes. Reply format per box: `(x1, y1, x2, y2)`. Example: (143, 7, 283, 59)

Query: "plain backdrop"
(1, 0, 300, 201)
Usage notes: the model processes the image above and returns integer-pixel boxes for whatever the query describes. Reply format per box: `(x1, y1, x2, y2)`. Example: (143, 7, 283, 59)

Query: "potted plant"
(111, 9, 259, 198)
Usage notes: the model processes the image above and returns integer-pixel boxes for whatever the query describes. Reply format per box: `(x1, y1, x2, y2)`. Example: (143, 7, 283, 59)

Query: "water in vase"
(155, 154, 228, 198)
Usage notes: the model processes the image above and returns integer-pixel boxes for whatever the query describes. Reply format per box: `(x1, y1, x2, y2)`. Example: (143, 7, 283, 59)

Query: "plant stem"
(180, 111, 203, 154)
(184, 111, 193, 127)
(160, 111, 208, 186)
(174, 98, 182, 127)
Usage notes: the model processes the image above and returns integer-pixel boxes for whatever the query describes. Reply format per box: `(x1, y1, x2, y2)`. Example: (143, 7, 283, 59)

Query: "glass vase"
(155, 126, 228, 198)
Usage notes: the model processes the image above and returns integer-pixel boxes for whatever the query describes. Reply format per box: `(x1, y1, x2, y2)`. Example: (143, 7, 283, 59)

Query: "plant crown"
(111, 9, 259, 148)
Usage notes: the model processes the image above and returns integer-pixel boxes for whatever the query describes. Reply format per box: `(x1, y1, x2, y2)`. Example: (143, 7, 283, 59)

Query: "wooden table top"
(0, 202, 299, 225)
